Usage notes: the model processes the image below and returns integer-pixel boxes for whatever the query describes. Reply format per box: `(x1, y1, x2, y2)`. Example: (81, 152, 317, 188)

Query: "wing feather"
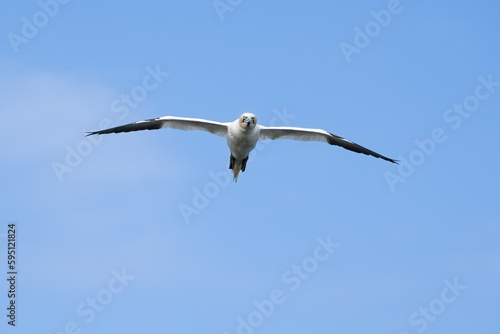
(259, 126, 397, 163)
(86, 116, 228, 137)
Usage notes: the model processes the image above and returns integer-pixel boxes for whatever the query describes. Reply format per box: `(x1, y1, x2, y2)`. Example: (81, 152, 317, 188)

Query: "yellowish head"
(238, 113, 257, 130)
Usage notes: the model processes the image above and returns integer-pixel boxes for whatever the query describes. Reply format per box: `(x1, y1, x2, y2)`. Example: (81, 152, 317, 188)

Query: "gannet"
(87, 113, 397, 180)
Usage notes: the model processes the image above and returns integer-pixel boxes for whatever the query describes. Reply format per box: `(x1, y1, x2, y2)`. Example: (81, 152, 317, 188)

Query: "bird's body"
(227, 118, 259, 160)
(226, 117, 259, 178)
(87, 112, 397, 180)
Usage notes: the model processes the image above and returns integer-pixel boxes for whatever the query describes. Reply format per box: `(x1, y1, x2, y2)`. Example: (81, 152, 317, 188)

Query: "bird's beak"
(246, 122, 250, 128)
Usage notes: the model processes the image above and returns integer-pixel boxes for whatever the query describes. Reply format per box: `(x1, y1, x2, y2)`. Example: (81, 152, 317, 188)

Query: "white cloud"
(0, 60, 116, 160)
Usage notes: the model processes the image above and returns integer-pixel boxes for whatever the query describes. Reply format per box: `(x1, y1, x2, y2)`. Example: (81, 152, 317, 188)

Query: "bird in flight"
(87, 113, 397, 180)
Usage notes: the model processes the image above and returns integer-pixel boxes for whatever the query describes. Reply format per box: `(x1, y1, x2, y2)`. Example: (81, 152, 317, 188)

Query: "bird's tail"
(231, 160, 242, 181)
(229, 155, 248, 182)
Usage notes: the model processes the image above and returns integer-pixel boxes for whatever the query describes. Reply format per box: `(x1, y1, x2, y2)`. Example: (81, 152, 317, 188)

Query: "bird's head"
(239, 113, 257, 130)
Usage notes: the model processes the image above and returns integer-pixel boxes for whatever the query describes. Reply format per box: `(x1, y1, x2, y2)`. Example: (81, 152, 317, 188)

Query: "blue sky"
(1, 0, 499, 333)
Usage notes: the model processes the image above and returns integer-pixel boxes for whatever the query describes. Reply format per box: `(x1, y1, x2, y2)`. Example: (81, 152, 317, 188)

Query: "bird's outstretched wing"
(86, 116, 229, 137)
(258, 126, 397, 163)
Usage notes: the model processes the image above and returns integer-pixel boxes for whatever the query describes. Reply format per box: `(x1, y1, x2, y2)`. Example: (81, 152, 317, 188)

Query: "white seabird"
(87, 113, 397, 180)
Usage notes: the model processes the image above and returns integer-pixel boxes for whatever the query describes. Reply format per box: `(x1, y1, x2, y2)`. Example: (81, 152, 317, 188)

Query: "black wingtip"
(383, 156, 399, 164)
